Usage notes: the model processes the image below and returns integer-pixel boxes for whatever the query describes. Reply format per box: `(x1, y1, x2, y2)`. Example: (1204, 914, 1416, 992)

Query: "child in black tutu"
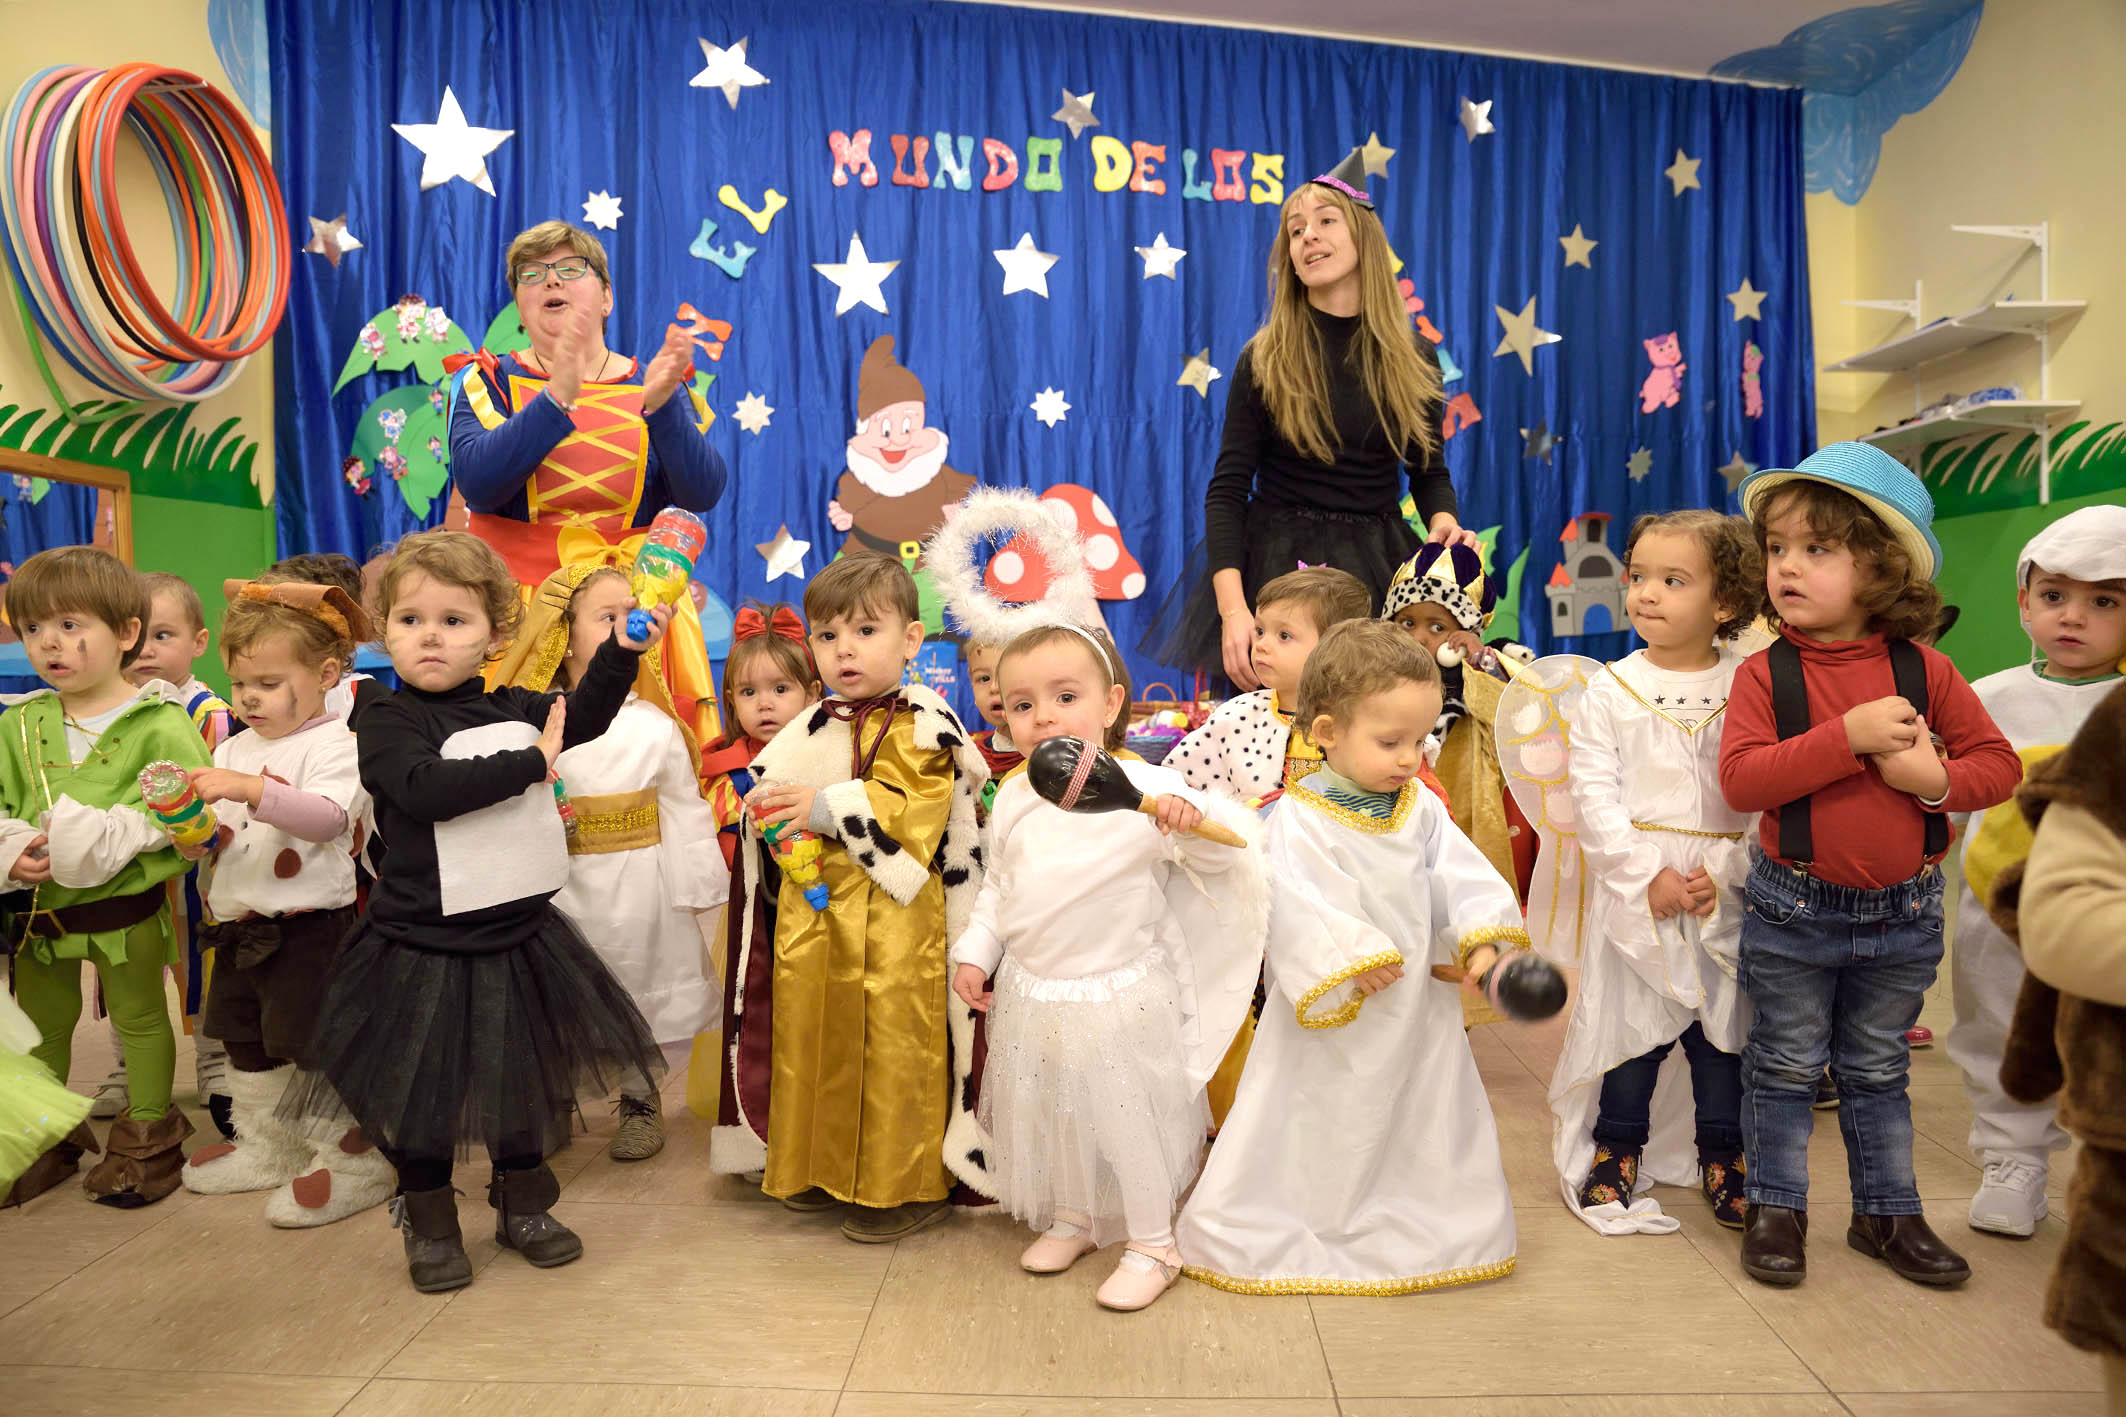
(283, 529, 669, 1292)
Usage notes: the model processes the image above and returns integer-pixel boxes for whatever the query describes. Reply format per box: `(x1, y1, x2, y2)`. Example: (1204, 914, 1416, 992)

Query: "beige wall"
(0, 0, 274, 502)
(1810, 0, 2125, 446)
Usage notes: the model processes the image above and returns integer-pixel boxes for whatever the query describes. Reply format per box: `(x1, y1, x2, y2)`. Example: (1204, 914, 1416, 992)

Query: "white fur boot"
(264, 1123, 396, 1228)
(181, 1064, 310, 1195)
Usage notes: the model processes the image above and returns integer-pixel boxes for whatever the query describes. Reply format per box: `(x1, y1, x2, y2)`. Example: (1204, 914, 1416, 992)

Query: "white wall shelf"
(1823, 300, 2084, 374)
(1856, 399, 2082, 455)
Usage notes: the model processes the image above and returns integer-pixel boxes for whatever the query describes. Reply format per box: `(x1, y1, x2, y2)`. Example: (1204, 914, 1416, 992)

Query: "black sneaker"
(1813, 1069, 1840, 1110)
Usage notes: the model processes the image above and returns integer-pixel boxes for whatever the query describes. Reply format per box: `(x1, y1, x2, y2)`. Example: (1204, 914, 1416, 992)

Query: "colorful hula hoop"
(0, 63, 288, 411)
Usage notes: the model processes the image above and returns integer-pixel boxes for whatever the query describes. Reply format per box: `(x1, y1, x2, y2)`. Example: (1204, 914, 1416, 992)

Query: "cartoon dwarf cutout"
(828, 336, 975, 564)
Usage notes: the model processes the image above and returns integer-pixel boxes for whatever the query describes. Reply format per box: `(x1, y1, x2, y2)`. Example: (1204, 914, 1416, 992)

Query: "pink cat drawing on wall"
(1638, 332, 1686, 413)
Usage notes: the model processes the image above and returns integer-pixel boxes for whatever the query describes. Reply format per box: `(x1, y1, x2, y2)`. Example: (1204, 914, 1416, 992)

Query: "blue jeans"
(1594, 1021, 1743, 1155)
(1738, 855, 1945, 1216)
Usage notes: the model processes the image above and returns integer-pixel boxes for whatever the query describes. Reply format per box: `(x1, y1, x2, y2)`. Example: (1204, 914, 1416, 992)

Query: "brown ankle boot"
(83, 1111, 196, 1208)
(3, 1123, 98, 1208)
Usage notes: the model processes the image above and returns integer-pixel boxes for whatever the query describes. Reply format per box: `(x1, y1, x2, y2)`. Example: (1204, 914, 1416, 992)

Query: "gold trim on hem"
(1294, 949, 1404, 1030)
(1287, 777, 1418, 835)
(1184, 1254, 1517, 1296)
(1454, 925, 1531, 971)
(1630, 821, 1744, 840)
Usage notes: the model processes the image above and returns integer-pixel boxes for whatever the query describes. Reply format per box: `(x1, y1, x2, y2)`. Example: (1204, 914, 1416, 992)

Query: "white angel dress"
(951, 757, 1267, 1246)
(1176, 766, 1526, 1294)
(1509, 650, 1754, 1236)
(551, 696, 729, 1043)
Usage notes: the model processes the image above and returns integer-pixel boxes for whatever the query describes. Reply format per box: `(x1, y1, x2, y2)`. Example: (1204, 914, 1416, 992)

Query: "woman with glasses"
(447, 220, 730, 743)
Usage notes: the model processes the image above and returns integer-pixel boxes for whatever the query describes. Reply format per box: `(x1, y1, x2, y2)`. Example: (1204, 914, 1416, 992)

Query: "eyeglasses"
(515, 260, 593, 286)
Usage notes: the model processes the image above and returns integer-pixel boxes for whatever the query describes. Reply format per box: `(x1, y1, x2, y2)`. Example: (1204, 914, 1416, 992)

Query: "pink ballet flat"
(1020, 1227, 1098, 1273)
(1095, 1246, 1182, 1311)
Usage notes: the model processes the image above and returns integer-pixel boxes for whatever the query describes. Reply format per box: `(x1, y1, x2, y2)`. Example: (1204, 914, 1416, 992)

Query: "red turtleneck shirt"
(1720, 629, 2022, 889)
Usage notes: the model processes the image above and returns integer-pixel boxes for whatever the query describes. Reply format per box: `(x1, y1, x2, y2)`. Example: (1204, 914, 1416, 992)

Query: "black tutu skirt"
(1139, 500, 1419, 678)
(279, 910, 666, 1162)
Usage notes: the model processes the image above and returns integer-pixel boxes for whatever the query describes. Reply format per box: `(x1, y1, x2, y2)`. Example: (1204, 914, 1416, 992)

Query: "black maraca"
(1026, 736, 1245, 847)
(1431, 947, 1567, 1021)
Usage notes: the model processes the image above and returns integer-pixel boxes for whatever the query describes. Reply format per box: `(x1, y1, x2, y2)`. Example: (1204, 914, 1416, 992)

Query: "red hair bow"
(733, 603, 807, 647)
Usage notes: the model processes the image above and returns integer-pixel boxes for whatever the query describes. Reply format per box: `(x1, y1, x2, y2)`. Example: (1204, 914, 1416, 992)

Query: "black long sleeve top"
(1204, 308, 1458, 574)
(355, 634, 639, 953)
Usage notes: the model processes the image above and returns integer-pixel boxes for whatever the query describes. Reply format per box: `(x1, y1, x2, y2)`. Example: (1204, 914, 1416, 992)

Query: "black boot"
(1701, 1148, 1748, 1231)
(1577, 1142, 1641, 1210)
(392, 1186, 472, 1293)
(1847, 1212, 1971, 1287)
(1741, 1203, 1807, 1286)
(489, 1163, 582, 1268)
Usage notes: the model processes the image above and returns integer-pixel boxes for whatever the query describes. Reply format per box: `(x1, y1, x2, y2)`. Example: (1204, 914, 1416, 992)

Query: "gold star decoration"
(1052, 89, 1099, 140)
(1177, 348, 1221, 398)
(1559, 223, 1597, 269)
(1717, 450, 1757, 494)
(302, 213, 362, 268)
(1665, 148, 1702, 196)
(1627, 446, 1653, 483)
(1520, 421, 1560, 464)
(1359, 131, 1396, 179)
(1491, 296, 1562, 376)
(1727, 277, 1768, 321)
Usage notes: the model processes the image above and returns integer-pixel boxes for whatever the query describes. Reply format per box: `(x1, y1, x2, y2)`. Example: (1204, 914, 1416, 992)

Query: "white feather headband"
(925, 484, 1100, 647)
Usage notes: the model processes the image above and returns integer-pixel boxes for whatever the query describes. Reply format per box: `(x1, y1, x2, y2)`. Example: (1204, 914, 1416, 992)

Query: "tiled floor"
(0, 978, 2105, 1416)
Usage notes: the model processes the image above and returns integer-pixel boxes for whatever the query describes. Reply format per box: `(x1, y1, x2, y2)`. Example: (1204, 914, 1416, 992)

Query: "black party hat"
(1309, 147, 1373, 209)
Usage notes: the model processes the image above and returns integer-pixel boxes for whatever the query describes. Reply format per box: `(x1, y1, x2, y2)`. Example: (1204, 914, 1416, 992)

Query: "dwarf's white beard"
(846, 434, 950, 497)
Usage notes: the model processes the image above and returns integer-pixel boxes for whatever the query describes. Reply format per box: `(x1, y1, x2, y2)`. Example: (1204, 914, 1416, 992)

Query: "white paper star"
(1459, 97, 1495, 143)
(1030, 387, 1071, 428)
(1134, 232, 1187, 280)
(1627, 446, 1653, 483)
(1492, 296, 1562, 376)
(302, 214, 362, 268)
(756, 524, 810, 582)
(392, 87, 513, 196)
(733, 392, 774, 436)
(581, 190, 622, 231)
(691, 36, 767, 109)
(994, 232, 1059, 298)
(1360, 131, 1396, 179)
(1177, 349, 1221, 398)
(1727, 277, 1768, 321)
(1665, 148, 1702, 196)
(812, 233, 899, 317)
(1052, 89, 1099, 140)
(1559, 223, 1597, 269)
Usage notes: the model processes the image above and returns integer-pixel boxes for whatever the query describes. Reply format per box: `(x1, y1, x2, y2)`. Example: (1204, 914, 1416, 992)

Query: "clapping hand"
(641, 324, 694, 415)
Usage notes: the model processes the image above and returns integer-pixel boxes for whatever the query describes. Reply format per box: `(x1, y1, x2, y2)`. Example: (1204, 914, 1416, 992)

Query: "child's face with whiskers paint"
(20, 606, 139, 703)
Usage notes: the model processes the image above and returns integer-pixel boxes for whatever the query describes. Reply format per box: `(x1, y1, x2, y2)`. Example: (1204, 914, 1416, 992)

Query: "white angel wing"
(1497, 654, 1604, 967)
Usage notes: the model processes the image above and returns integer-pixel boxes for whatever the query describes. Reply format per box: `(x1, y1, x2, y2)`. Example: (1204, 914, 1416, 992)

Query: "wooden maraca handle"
(1132, 796, 1245, 847)
(1429, 964, 1467, 983)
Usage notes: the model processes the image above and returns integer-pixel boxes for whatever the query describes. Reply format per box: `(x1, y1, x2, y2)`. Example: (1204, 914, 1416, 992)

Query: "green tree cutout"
(335, 298, 479, 518)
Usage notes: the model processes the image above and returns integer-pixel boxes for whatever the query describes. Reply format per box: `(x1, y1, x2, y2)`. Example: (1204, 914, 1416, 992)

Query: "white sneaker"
(195, 1039, 230, 1100)
(88, 1067, 129, 1121)
(1969, 1154, 2049, 1237)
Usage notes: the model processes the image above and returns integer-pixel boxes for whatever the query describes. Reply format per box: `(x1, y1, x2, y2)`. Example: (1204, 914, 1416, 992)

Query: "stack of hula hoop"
(0, 63, 288, 411)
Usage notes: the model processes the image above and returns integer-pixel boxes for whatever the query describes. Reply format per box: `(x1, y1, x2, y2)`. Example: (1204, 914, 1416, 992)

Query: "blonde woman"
(1147, 152, 1477, 688)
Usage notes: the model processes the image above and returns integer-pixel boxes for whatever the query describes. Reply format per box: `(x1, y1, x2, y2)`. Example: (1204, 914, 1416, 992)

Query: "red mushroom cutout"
(983, 484, 1145, 603)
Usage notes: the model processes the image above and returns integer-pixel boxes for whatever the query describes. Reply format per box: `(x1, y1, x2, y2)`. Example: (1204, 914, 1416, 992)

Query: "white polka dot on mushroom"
(993, 550, 1024, 586)
(1086, 534, 1118, 571)
(1090, 494, 1117, 527)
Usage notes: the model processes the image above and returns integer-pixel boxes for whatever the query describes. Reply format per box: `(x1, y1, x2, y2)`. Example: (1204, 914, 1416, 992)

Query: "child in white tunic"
(1177, 620, 1527, 1295)
(1539, 511, 1760, 1236)
(950, 623, 1265, 1312)
(509, 564, 728, 1162)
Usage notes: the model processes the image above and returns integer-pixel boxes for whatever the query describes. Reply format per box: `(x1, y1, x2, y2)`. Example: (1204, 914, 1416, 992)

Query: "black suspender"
(1766, 637, 1947, 865)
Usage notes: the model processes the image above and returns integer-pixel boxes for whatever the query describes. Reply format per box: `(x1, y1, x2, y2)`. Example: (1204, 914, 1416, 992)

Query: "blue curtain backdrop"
(266, 0, 1812, 685)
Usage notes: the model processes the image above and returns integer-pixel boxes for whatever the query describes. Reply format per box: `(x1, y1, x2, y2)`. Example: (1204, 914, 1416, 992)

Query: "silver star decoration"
(1727, 277, 1768, 321)
(1559, 223, 1597, 269)
(756, 524, 811, 582)
(1717, 450, 1757, 494)
(581, 189, 622, 231)
(1177, 348, 1221, 398)
(302, 214, 362, 268)
(391, 87, 513, 196)
(1458, 97, 1495, 143)
(1492, 296, 1562, 376)
(1052, 89, 1099, 140)
(1360, 131, 1396, 179)
(994, 232, 1059, 298)
(733, 392, 773, 436)
(692, 36, 768, 109)
(1134, 232, 1187, 280)
(1665, 148, 1702, 196)
(812, 232, 899, 316)
(1030, 387, 1071, 428)
(1626, 446, 1653, 483)
(1520, 421, 1560, 464)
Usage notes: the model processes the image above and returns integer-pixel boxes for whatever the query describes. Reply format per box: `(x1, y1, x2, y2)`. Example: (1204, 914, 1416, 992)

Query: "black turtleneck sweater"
(1205, 308, 1457, 574)
(355, 635, 638, 953)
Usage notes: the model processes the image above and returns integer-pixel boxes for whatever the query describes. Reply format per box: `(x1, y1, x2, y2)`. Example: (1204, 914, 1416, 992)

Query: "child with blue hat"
(1716, 441, 2023, 1291)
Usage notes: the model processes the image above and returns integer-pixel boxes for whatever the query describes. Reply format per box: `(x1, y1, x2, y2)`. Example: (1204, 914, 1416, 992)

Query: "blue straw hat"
(1739, 441, 1943, 581)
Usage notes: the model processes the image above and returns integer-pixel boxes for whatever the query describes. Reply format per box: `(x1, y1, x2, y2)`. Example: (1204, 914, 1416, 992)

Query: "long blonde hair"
(1249, 184, 1440, 466)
